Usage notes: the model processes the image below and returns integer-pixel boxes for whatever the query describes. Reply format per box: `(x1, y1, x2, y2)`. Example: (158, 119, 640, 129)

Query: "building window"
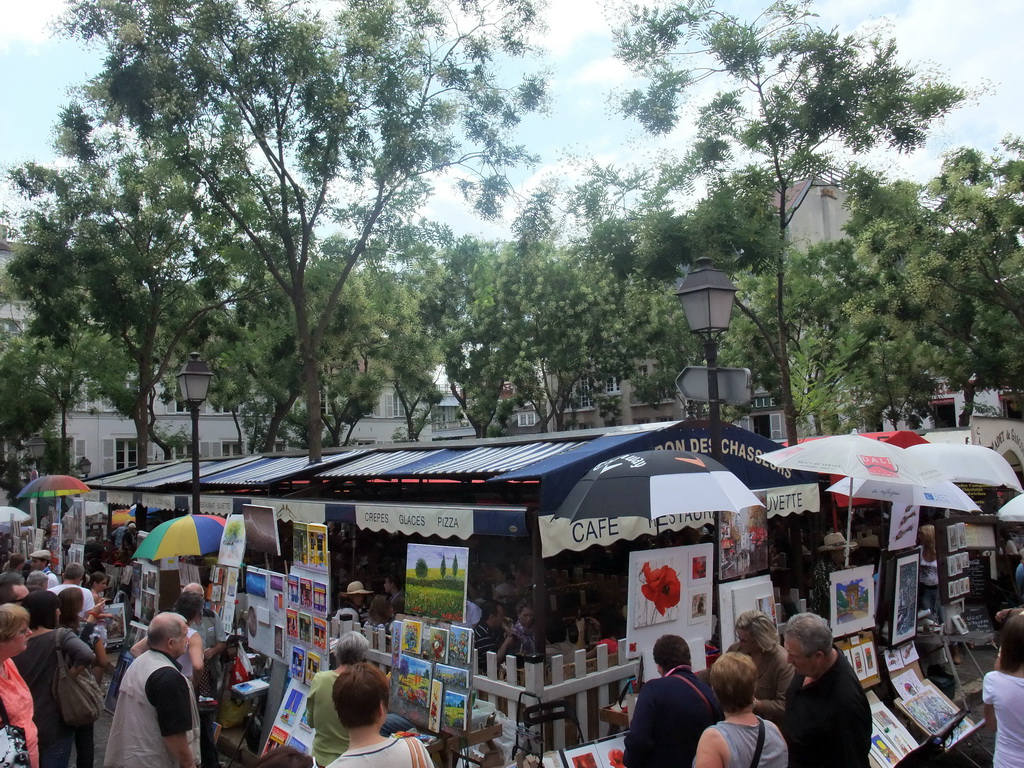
(635, 364, 649, 378)
(931, 399, 956, 428)
(517, 411, 538, 428)
(386, 393, 406, 419)
(222, 442, 243, 456)
(173, 400, 189, 414)
(604, 377, 620, 394)
(115, 439, 137, 470)
(574, 379, 594, 409)
(1001, 396, 1022, 421)
(173, 444, 193, 459)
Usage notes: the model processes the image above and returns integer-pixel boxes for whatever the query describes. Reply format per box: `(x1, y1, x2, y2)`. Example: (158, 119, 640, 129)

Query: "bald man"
(106, 613, 200, 768)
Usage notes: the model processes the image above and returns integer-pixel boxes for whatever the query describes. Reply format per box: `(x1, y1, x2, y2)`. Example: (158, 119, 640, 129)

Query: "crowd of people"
(623, 612, 869, 768)
(2, 516, 1024, 768)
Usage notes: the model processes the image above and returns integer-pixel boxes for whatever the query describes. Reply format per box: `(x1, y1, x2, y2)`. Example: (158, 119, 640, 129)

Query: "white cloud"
(540, 0, 617, 59)
(1, 0, 66, 52)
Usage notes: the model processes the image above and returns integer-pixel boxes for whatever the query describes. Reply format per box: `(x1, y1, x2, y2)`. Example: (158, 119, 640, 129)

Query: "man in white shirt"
(49, 561, 96, 615)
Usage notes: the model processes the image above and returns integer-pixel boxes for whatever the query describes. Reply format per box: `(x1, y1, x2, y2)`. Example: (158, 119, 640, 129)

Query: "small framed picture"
(561, 744, 602, 768)
(951, 614, 969, 635)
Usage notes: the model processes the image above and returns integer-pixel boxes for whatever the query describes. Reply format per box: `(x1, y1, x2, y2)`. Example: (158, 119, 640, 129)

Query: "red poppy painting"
(635, 560, 681, 627)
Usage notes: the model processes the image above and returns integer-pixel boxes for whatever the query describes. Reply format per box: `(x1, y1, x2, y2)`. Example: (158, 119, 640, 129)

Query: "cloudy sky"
(2, 0, 1021, 239)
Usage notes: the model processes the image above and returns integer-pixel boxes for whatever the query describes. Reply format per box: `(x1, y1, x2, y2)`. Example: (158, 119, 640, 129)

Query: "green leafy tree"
(845, 141, 1024, 425)
(63, 0, 547, 461)
(9, 119, 241, 467)
(415, 558, 429, 579)
(615, 0, 964, 443)
(433, 237, 518, 437)
(452, 554, 459, 577)
(440, 555, 447, 579)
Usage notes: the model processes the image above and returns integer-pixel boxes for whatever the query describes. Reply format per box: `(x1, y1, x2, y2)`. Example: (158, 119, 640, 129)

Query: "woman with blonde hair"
(918, 525, 939, 617)
(0, 604, 37, 768)
(727, 610, 793, 727)
(694, 652, 788, 768)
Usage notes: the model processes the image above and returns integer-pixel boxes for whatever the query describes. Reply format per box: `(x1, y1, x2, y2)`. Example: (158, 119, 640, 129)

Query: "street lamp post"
(675, 257, 739, 462)
(177, 352, 213, 516)
(77, 456, 92, 478)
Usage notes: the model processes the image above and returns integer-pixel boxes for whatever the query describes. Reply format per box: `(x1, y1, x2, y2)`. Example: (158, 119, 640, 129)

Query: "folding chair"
(514, 693, 584, 760)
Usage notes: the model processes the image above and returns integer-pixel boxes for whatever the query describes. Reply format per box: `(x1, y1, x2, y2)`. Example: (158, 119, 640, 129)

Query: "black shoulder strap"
(748, 717, 765, 768)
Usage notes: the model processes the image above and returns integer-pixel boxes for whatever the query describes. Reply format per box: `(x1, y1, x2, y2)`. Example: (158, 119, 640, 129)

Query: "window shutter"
(770, 413, 783, 439)
(200, 441, 211, 458)
(211, 442, 222, 458)
(102, 439, 115, 473)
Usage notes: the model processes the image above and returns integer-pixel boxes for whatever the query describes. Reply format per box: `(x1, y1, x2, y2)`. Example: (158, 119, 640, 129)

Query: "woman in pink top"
(0, 603, 37, 768)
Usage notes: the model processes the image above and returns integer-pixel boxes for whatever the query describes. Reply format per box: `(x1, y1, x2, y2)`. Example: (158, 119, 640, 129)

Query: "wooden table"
(598, 706, 629, 733)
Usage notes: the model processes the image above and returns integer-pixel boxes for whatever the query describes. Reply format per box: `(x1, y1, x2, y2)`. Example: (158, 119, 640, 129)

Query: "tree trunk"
(230, 408, 245, 453)
(303, 352, 323, 461)
(60, 403, 69, 474)
(132, 399, 149, 469)
(261, 393, 300, 452)
(776, 263, 800, 445)
(959, 379, 977, 427)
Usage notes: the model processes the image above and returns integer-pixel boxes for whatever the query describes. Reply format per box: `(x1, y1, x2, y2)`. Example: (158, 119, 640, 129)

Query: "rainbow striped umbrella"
(18, 474, 90, 498)
(133, 515, 226, 560)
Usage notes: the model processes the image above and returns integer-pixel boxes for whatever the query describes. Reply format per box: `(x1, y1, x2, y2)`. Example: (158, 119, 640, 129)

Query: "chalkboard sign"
(962, 602, 993, 635)
(967, 557, 987, 598)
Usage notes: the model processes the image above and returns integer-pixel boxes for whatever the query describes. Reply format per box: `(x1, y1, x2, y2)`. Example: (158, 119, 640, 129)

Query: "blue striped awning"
(203, 452, 363, 486)
(130, 455, 263, 489)
(316, 450, 447, 478)
(413, 441, 586, 475)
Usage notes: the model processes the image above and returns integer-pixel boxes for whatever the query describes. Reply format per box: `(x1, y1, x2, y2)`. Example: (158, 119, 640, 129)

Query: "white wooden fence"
(351, 623, 638, 750)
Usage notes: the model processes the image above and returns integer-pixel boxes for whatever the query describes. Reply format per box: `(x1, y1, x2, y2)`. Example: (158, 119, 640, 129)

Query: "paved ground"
(931, 642, 996, 768)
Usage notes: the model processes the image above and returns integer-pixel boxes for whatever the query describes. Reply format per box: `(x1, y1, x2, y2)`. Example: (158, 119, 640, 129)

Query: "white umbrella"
(824, 477, 980, 513)
(905, 443, 1023, 492)
(761, 435, 948, 486)
(762, 435, 950, 564)
(998, 495, 1024, 522)
(0, 507, 31, 524)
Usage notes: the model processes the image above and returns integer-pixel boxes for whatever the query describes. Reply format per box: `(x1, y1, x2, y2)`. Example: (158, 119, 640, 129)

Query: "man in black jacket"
(783, 612, 871, 768)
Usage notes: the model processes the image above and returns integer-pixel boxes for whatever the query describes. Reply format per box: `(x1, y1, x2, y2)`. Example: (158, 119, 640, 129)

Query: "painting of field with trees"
(405, 543, 469, 622)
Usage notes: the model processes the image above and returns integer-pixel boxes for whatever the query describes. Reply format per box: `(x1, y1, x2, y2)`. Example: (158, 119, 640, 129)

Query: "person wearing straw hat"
(334, 582, 372, 627)
(810, 533, 855, 619)
(28, 550, 58, 589)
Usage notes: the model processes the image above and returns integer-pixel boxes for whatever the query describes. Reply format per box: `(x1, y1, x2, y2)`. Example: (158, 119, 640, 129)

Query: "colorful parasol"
(132, 514, 227, 560)
(17, 474, 90, 499)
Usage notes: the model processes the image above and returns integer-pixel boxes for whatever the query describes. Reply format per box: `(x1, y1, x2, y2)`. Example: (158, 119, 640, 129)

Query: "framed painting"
(891, 549, 920, 646)
(593, 735, 627, 768)
(405, 543, 469, 622)
(631, 554, 683, 628)
(561, 745, 602, 768)
(829, 565, 876, 637)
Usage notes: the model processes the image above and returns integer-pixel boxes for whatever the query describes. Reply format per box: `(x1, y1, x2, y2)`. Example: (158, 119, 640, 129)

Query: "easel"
(444, 723, 504, 768)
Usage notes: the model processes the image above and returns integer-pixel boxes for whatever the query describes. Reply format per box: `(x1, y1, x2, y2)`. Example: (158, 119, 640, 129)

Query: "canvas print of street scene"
(830, 566, 876, 635)
(406, 543, 469, 622)
(718, 506, 769, 579)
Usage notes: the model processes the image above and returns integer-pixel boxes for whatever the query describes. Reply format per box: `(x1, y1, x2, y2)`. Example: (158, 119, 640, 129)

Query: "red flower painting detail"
(607, 749, 625, 768)
(641, 562, 681, 616)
